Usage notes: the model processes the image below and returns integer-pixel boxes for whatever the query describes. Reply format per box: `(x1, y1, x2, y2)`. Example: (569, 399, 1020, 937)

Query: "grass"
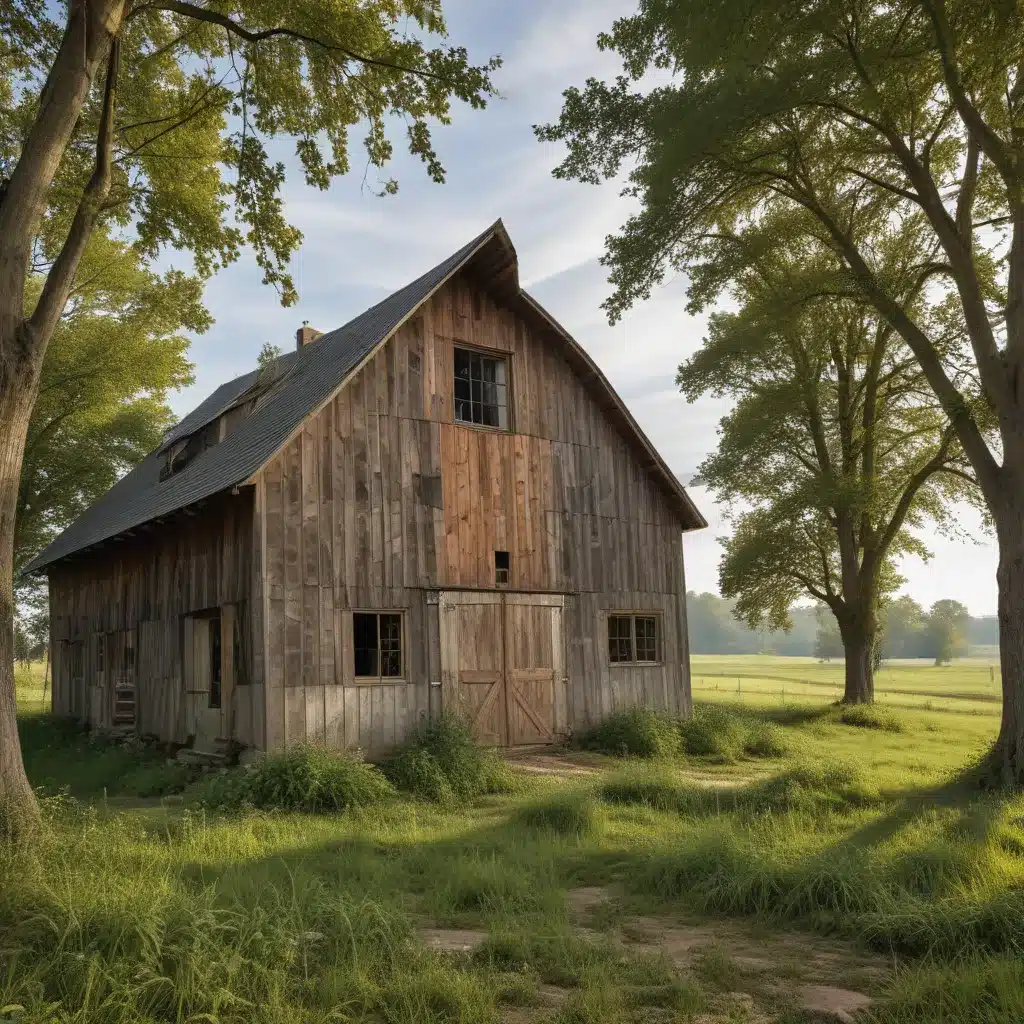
(5, 655, 1024, 1022)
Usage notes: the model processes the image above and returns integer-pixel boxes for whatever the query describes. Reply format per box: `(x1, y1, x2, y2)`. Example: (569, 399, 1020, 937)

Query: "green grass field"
(4, 657, 1024, 1023)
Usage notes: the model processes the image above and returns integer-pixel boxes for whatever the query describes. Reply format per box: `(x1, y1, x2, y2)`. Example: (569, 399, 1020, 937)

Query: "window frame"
(606, 612, 663, 666)
(351, 610, 407, 684)
(453, 344, 512, 431)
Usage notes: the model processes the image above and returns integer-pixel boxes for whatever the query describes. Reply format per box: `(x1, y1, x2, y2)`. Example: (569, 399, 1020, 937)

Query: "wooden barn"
(26, 221, 705, 757)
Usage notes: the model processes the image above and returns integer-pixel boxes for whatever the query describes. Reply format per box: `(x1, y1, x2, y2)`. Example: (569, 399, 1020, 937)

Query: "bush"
(743, 722, 789, 758)
(194, 746, 394, 812)
(745, 761, 881, 814)
(839, 705, 904, 732)
(125, 759, 198, 798)
(383, 713, 518, 803)
(678, 706, 745, 761)
(578, 707, 681, 759)
(516, 792, 601, 837)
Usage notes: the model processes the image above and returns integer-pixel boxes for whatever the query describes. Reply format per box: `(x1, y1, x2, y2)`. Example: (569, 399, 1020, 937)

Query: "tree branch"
(128, 0, 446, 81)
(30, 37, 122, 345)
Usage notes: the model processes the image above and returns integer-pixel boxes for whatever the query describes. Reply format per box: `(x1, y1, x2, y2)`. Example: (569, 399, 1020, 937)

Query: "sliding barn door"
(439, 592, 565, 747)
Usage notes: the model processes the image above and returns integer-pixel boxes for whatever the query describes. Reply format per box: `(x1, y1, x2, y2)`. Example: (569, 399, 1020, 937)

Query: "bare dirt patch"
(566, 885, 617, 916)
(799, 984, 873, 1022)
(418, 927, 488, 953)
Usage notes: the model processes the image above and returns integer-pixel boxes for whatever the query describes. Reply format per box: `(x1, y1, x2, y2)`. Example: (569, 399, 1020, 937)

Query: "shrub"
(383, 713, 518, 803)
(601, 765, 693, 813)
(125, 759, 198, 798)
(743, 722, 789, 758)
(678, 706, 745, 761)
(745, 761, 881, 814)
(838, 705, 904, 732)
(578, 707, 681, 759)
(194, 746, 394, 812)
(516, 792, 600, 837)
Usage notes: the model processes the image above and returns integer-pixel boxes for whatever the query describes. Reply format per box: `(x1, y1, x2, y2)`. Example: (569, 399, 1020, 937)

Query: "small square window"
(495, 550, 510, 585)
(354, 612, 404, 679)
(454, 347, 509, 428)
(607, 614, 661, 665)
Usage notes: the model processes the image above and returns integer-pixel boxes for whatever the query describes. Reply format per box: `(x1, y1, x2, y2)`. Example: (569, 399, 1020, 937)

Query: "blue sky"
(168, 0, 999, 616)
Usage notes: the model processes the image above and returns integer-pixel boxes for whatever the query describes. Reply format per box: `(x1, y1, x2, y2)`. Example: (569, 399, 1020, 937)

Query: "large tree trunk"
(0, 359, 41, 834)
(838, 613, 875, 704)
(989, 500, 1024, 785)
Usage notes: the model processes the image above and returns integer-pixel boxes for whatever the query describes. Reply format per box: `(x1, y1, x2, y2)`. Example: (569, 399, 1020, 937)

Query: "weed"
(577, 707, 681, 759)
(516, 793, 601, 837)
(679, 705, 746, 761)
(838, 705, 905, 732)
(743, 722, 790, 758)
(194, 745, 394, 812)
(383, 713, 518, 803)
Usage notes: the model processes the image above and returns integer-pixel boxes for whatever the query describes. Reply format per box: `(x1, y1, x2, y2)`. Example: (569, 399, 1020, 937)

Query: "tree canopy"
(17, 229, 199, 577)
(678, 222, 975, 700)
(540, 0, 1024, 779)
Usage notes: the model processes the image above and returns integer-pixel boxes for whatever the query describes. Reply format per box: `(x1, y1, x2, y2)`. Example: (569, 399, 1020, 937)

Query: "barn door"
(504, 595, 563, 746)
(439, 592, 565, 747)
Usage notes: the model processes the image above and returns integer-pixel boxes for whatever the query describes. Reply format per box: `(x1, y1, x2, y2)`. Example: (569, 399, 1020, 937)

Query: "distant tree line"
(687, 592, 996, 664)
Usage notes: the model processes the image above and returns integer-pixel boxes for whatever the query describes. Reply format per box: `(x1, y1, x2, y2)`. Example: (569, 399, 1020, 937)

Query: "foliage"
(16, 228, 199, 576)
(839, 705, 905, 733)
(256, 341, 283, 368)
(515, 792, 601, 837)
(742, 722, 790, 758)
(10, 661, 1024, 1021)
(577, 707, 681, 759)
(195, 745, 395, 813)
(3, 2, 501, 308)
(383, 712, 518, 803)
(928, 599, 970, 665)
(678, 706, 747, 761)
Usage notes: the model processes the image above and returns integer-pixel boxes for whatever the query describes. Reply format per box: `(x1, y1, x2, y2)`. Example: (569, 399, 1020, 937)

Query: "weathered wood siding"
(48, 492, 261, 745)
(256, 271, 690, 752)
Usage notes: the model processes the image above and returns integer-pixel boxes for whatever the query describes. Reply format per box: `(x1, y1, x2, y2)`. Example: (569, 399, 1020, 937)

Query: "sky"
(166, 0, 1000, 617)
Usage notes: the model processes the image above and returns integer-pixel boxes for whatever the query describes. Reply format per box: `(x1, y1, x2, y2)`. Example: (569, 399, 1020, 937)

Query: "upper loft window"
(454, 347, 509, 429)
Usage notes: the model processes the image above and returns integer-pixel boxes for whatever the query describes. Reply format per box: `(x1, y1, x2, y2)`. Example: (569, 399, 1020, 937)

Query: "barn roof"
(25, 220, 704, 573)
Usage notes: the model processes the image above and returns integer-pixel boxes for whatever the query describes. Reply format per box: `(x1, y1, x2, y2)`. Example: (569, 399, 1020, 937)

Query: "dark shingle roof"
(26, 219, 704, 574)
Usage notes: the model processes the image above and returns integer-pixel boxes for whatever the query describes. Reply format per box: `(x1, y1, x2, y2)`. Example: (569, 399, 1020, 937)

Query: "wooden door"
(504, 595, 564, 746)
(439, 592, 565, 746)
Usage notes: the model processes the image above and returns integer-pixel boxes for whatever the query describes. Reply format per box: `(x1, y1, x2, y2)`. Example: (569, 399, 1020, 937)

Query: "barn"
(26, 221, 706, 758)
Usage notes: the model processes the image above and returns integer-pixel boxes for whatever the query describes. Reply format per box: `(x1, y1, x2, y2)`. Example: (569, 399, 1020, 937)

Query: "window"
(354, 613, 404, 679)
(607, 614, 661, 664)
(454, 347, 509, 428)
(495, 550, 510, 585)
(209, 616, 222, 709)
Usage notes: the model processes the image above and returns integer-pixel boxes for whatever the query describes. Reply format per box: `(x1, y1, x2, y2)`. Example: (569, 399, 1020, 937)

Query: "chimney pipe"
(296, 321, 323, 349)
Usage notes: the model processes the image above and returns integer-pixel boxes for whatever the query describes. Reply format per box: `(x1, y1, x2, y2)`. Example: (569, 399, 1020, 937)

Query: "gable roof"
(25, 221, 704, 574)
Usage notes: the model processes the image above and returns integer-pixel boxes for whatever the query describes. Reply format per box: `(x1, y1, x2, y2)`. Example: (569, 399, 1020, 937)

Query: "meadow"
(4, 656, 1024, 1023)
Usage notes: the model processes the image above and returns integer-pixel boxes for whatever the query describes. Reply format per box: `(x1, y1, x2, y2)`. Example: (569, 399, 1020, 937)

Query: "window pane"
(635, 616, 658, 661)
(493, 359, 506, 385)
(471, 379, 482, 406)
(455, 349, 471, 379)
(379, 614, 403, 677)
(481, 402, 498, 427)
(354, 613, 379, 677)
(497, 402, 508, 429)
(455, 378, 471, 403)
(470, 352, 482, 380)
(482, 381, 498, 408)
(608, 615, 634, 663)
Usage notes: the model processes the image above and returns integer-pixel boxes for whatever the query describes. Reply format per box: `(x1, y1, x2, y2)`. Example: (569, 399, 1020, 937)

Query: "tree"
(257, 341, 283, 368)
(0, 0, 498, 829)
(882, 595, 928, 658)
(539, 0, 1024, 783)
(16, 229, 199, 578)
(926, 598, 969, 664)
(678, 230, 971, 702)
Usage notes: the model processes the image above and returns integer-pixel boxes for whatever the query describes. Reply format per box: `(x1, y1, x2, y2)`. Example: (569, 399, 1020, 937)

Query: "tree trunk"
(0, 359, 41, 835)
(988, 501, 1024, 785)
(839, 617, 875, 704)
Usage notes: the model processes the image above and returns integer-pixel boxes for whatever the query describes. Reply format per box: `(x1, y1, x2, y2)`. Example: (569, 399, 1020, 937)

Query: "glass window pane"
(471, 379, 482, 405)
(608, 616, 634, 663)
(494, 359, 506, 385)
(497, 403, 508, 429)
(455, 378, 471, 403)
(470, 353, 482, 380)
(482, 402, 497, 427)
(635, 616, 658, 661)
(482, 381, 498, 408)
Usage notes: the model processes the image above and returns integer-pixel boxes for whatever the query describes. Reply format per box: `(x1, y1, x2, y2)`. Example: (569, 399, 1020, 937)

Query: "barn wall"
(48, 492, 260, 745)
(257, 271, 690, 752)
